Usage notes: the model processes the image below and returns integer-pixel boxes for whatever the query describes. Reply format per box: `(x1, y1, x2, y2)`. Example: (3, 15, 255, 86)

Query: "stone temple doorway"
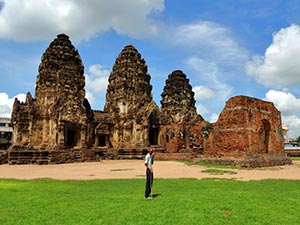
(148, 110, 159, 145)
(98, 135, 106, 147)
(66, 129, 77, 147)
(64, 123, 79, 148)
(94, 122, 112, 148)
(149, 126, 159, 145)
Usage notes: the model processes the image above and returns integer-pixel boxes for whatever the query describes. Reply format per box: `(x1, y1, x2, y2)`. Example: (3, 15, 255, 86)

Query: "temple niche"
(3, 33, 291, 167)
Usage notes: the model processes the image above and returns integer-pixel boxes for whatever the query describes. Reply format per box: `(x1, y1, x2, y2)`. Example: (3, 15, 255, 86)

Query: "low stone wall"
(1, 148, 293, 167)
(116, 148, 148, 160)
(7, 149, 102, 165)
(155, 152, 193, 161)
(196, 154, 292, 168)
(3, 148, 148, 165)
(285, 149, 300, 157)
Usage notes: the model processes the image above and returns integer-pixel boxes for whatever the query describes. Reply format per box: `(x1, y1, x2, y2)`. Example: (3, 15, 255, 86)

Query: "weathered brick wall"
(159, 125, 186, 152)
(203, 96, 290, 166)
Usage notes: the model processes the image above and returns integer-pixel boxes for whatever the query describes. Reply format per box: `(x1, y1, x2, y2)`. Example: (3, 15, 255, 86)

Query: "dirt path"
(1, 160, 300, 181)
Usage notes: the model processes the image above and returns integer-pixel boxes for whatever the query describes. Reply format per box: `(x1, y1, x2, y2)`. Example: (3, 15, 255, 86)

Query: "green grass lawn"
(0, 178, 299, 225)
(291, 156, 300, 160)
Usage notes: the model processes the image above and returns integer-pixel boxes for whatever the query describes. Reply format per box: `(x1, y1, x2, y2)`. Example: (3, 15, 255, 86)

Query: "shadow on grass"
(152, 193, 161, 198)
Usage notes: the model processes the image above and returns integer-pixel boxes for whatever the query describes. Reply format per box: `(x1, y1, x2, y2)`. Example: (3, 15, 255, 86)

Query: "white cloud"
(210, 113, 219, 123)
(84, 64, 110, 110)
(193, 85, 216, 100)
(187, 57, 232, 102)
(282, 115, 300, 138)
(89, 64, 110, 77)
(188, 57, 219, 79)
(0, 104, 11, 118)
(246, 24, 300, 87)
(264, 89, 300, 138)
(187, 56, 232, 123)
(173, 21, 248, 65)
(85, 64, 110, 93)
(167, 21, 247, 123)
(85, 91, 97, 106)
(0, 0, 164, 42)
(196, 103, 209, 115)
(264, 89, 300, 116)
(0, 92, 26, 117)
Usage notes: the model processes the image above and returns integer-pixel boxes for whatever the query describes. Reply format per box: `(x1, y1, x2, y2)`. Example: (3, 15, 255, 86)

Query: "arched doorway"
(64, 123, 79, 148)
(95, 123, 111, 148)
(260, 119, 270, 153)
(148, 110, 159, 145)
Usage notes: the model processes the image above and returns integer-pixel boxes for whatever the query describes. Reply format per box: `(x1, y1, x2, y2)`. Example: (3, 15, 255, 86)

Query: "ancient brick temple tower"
(103, 44, 160, 153)
(3, 33, 291, 167)
(159, 70, 210, 153)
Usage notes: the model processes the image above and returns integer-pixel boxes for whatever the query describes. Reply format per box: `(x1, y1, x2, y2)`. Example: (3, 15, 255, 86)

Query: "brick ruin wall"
(202, 96, 291, 167)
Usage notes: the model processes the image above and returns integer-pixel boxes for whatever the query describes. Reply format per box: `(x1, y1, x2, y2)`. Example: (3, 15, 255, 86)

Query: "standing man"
(145, 147, 154, 199)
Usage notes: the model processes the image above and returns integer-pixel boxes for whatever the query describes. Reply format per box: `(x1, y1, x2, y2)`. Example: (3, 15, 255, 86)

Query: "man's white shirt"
(145, 153, 153, 169)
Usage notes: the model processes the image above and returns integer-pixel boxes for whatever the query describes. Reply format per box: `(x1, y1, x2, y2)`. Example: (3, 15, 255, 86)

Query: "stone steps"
(7, 149, 101, 165)
(0, 151, 8, 164)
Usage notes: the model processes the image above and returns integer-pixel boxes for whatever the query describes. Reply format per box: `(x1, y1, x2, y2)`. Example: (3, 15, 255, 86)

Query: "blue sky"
(1, 0, 300, 138)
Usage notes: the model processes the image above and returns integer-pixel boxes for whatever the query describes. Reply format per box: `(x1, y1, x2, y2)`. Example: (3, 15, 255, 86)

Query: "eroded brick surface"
(202, 96, 291, 167)
(159, 70, 209, 153)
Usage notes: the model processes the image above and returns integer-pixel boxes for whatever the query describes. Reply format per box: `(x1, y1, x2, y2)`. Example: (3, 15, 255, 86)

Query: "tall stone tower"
(104, 44, 159, 151)
(11, 34, 93, 153)
(159, 70, 209, 153)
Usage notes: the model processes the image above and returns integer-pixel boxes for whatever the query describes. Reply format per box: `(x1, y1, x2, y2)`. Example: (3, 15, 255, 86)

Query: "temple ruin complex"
(0, 34, 291, 167)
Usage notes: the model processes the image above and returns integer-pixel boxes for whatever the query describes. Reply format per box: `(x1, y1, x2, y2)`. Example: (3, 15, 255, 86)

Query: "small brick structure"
(202, 96, 291, 167)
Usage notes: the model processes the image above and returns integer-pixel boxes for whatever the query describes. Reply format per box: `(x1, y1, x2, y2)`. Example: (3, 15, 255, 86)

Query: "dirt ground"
(0, 160, 300, 181)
